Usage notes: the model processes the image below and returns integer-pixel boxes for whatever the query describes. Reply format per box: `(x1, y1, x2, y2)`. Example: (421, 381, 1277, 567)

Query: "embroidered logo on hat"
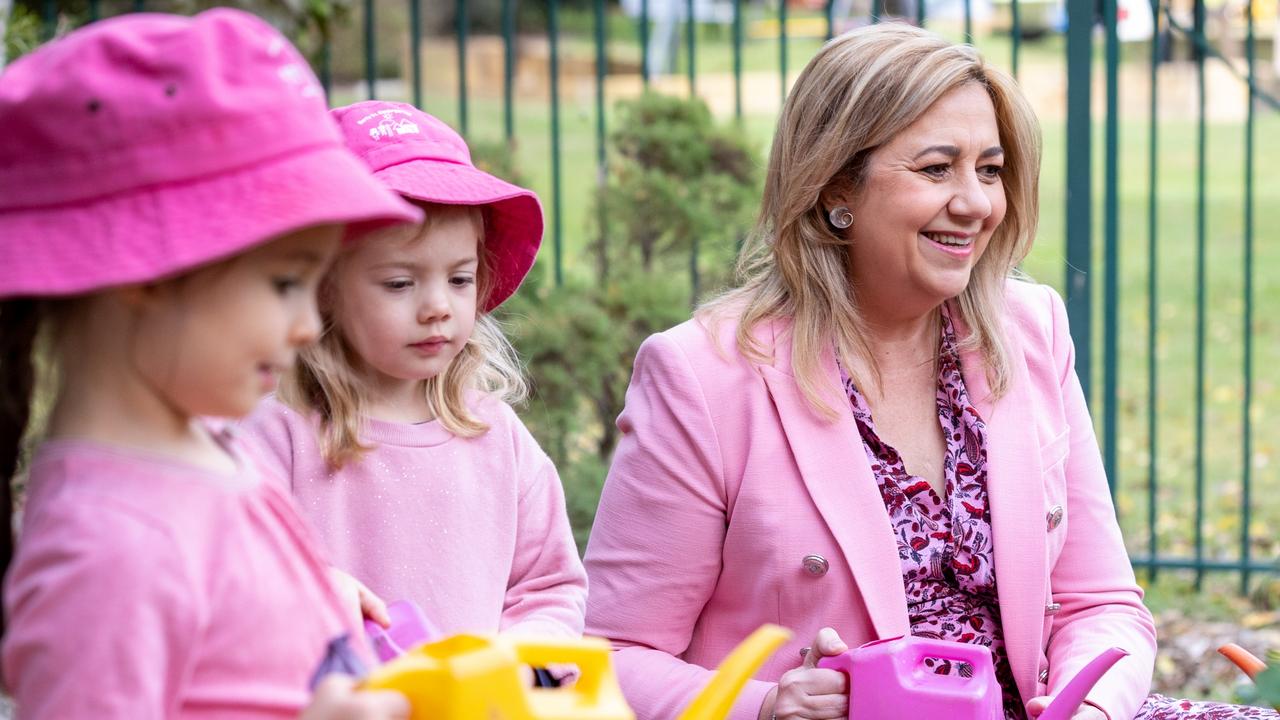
(358, 108, 423, 141)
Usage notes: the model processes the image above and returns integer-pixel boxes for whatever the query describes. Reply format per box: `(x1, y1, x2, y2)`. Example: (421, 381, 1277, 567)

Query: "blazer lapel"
(757, 321, 910, 641)
(955, 311, 1046, 704)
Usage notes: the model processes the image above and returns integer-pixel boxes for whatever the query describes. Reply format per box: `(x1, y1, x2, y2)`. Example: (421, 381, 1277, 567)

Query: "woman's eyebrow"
(912, 145, 1004, 160)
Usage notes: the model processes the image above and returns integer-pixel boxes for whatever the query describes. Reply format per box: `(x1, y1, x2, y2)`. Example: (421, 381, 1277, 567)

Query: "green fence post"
(1145, 0, 1161, 582)
(1103, 0, 1120, 496)
(734, 0, 743, 121)
(641, 0, 651, 85)
(1011, 0, 1021, 76)
(364, 0, 376, 99)
(1241, 0, 1257, 595)
(410, 0, 422, 108)
(1192, 0, 1207, 591)
(320, 34, 332, 98)
(456, 0, 469, 134)
(780, 0, 788, 102)
(134, 0, 144, 12)
(686, 0, 697, 96)
(42, 0, 55, 40)
(549, 0, 564, 287)
(595, 0, 609, 281)
(873, 0, 885, 23)
(826, 0, 836, 39)
(503, 0, 516, 143)
(964, 0, 973, 42)
(917, 0, 927, 26)
(1065, 0, 1093, 403)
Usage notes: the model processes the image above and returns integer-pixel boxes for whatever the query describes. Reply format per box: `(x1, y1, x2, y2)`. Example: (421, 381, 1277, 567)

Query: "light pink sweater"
(242, 394, 587, 639)
(3, 431, 360, 719)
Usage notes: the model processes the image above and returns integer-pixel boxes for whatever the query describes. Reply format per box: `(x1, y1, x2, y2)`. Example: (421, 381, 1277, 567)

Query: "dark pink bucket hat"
(331, 101, 543, 311)
(0, 9, 422, 299)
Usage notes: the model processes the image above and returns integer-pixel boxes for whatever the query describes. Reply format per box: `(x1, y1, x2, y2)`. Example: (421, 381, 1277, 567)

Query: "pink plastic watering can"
(817, 636, 1128, 720)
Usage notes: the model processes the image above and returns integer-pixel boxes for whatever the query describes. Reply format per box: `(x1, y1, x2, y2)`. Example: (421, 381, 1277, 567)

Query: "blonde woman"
(584, 23, 1273, 720)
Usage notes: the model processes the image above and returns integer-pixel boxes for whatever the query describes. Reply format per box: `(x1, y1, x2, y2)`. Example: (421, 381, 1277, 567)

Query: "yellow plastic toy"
(361, 624, 791, 720)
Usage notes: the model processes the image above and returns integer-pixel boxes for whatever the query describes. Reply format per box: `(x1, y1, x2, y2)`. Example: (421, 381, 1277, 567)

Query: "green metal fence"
(26, 0, 1279, 591)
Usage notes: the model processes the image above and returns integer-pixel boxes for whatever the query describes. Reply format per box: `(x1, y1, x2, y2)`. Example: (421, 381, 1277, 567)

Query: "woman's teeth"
(923, 232, 970, 247)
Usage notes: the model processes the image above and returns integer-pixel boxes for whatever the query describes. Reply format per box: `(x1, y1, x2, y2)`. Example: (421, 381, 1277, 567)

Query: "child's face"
(132, 225, 340, 418)
(332, 213, 480, 393)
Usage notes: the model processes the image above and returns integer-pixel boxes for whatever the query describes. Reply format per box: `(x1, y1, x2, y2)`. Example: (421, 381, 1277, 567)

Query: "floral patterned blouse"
(842, 305, 1277, 720)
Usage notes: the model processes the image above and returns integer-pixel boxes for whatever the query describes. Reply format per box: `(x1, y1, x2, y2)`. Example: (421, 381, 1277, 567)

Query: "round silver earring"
(828, 206, 853, 230)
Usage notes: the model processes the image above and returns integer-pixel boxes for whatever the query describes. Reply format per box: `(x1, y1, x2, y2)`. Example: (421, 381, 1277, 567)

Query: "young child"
(0, 11, 424, 718)
(243, 102, 587, 648)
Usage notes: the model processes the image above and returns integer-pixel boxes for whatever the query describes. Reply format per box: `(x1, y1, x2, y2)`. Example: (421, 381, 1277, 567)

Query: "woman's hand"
(1026, 696, 1108, 720)
(331, 568, 391, 629)
(301, 675, 409, 719)
(759, 627, 851, 720)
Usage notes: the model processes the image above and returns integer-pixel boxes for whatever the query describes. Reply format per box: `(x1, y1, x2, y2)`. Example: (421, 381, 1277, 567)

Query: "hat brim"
(0, 144, 422, 298)
(374, 160, 544, 310)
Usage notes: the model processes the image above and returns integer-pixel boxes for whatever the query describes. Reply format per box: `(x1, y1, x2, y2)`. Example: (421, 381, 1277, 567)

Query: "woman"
(583, 22, 1273, 720)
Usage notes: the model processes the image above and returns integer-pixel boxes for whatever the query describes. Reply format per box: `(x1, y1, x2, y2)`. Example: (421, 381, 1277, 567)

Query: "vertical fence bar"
(918, 0, 927, 27)
(134, 0, 144, 12)
(503, 0, 516, 143)
(1011, 0, 1021, 77)
(410, 0, 422, 108)
(89, 0, 100, 22)
(1146, 0, 1160, 582)
(641, 0, 651, 85)
(826, 0, 836, 40)
(42, 0, 55, 40)
(320, 34, 333, 98)
(1102, 0, 1120, 496)
(1065, 0, 1093, 401)
(549, 0, 564, 287)
(733, 0, 743, 121)
(1192, 0, 1206, 590)
(686, 0, 696, 96)
(595, 0, 609, 281)
(364, 0, 376, 100)
(456, 0, 469, 134)
(964, 0, 973, 42)
(780, 0, 788, 102)
(873, 0, 885, 23)
(1241, 0, 1256, 595)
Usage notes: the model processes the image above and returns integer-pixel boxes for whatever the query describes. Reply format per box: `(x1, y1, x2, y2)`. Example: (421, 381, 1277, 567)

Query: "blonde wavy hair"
(282, 202, 527, 468)
(701, 22, 1041, 419)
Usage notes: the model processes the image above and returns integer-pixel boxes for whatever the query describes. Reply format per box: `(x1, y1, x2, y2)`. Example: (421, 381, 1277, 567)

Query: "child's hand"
(301, 675, 409, 719)
(331, 568, 391, 628)
(1026, 696, 1108, 720)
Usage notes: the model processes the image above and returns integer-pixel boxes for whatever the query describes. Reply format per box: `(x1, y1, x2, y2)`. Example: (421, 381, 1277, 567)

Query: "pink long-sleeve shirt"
(242, 393, 587, 639)
(2, 431, 360, 719)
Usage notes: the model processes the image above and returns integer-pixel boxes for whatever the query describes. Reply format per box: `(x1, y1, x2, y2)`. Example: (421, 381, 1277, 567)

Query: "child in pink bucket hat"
(0, 10, 419, 719)
(243, 102, 586, 669)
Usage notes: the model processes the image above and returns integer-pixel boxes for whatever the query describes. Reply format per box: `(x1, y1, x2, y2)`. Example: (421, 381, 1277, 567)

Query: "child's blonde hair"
(281, 202, 526, 468)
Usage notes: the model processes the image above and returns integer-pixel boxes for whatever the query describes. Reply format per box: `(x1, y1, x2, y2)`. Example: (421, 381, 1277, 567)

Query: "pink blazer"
(583, 280, 1156, 720)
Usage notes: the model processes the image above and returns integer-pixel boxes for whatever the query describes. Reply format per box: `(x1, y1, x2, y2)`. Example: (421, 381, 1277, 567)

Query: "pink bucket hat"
(0, 9, 422, 299)
(331, 101, 543, 310)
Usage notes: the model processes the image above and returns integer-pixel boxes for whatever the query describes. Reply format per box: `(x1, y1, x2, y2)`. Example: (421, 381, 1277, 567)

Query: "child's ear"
(113, 280, 172, 311)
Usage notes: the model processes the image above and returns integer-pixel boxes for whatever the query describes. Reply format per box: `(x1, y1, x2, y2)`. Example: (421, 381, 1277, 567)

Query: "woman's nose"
(949, 171, 993, 220)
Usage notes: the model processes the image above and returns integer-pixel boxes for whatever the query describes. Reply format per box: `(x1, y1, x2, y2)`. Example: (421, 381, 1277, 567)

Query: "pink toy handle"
(817, 637, 992, 679)
(364, 599, 441, 663)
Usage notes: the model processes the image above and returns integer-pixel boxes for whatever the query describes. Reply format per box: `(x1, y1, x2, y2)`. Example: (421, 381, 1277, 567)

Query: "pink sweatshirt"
(2, 430, 361, 719)
(241, 393, 587, 639)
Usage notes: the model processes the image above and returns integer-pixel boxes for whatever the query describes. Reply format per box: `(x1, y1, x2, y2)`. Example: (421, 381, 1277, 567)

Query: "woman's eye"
(921, 164, 950, 177)
(980, 165, 1005, 179)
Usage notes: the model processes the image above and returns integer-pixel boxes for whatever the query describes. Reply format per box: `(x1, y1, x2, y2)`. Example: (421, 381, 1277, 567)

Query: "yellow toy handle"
(678, 624, 792, 720)
(509, 636, 619, 698)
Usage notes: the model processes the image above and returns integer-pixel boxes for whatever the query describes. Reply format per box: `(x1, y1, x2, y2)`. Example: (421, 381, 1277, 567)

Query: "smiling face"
(844, 82, 1007, 320)
(330, 208, 481, 404)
